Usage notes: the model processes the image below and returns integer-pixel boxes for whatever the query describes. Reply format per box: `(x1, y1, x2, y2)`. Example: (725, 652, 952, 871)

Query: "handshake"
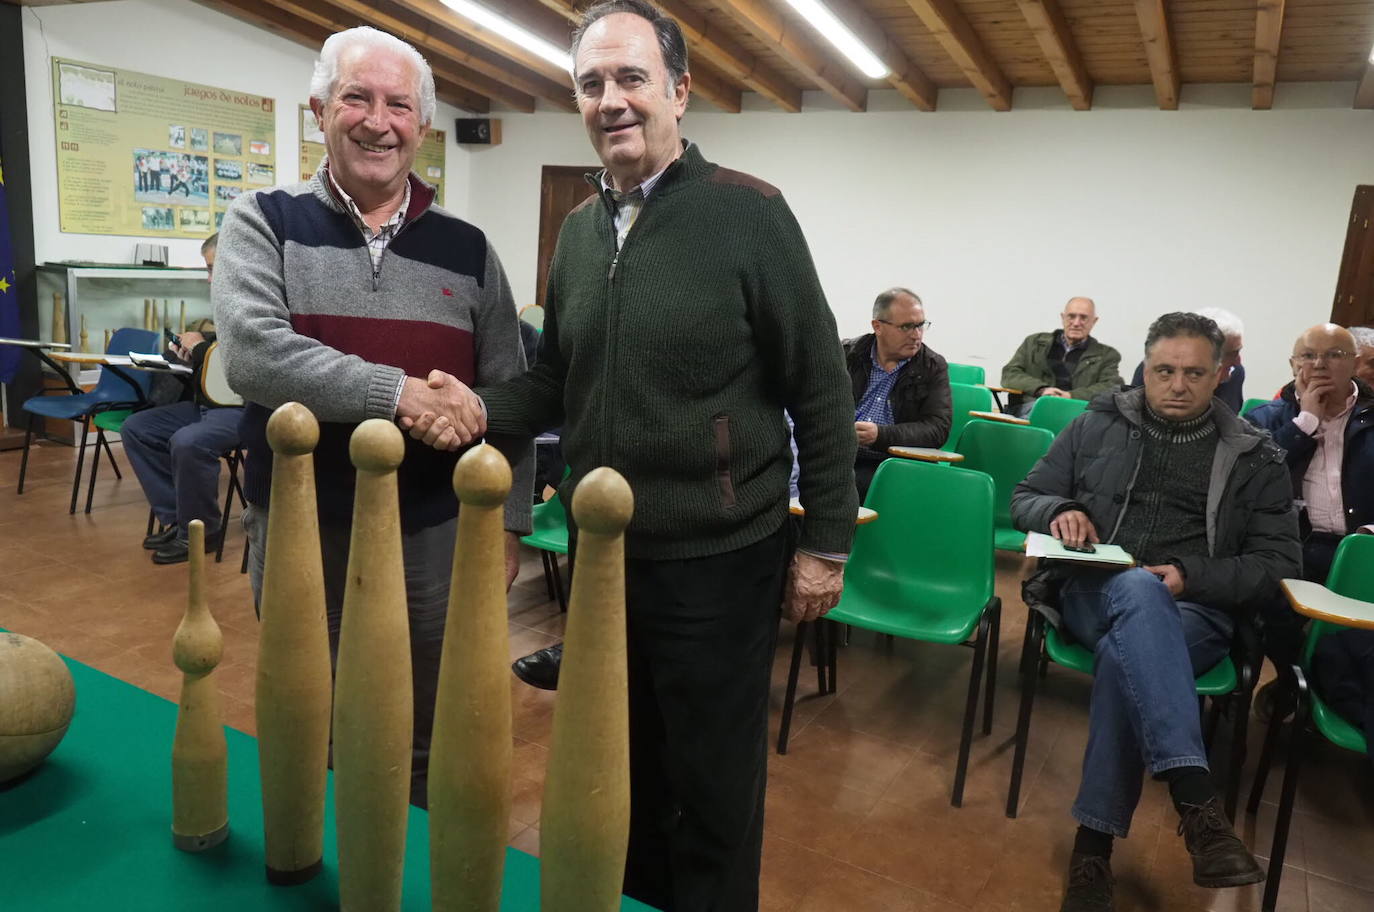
(396, 370, 487, 451)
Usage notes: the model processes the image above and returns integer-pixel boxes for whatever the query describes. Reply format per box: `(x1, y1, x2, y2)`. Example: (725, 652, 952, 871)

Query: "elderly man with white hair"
(213, 25, 533, 809)
(1131, 306, 1246, 411)
(1351, 325, 1374, 388)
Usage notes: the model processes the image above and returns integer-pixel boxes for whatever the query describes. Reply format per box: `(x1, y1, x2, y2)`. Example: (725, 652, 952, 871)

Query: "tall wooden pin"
(429, 444, 513, 912)
(78, 315, 89, 354)
(103, 329, 112, 352)
(144, 299, 153, 331)
(171, 519, 229, 851)
(151, 301, 161, 334)
(256, 402, 330, 885)
(541, 468, 633, 912)
(178, 300, 187, 334)
(333, 420, 412, 912)
(51, 293, 66, 344)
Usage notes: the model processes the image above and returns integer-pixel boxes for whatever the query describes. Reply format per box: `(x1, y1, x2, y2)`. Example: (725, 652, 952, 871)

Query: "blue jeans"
(121, 402, 242, 538)
(1060, 567, 1233, 837)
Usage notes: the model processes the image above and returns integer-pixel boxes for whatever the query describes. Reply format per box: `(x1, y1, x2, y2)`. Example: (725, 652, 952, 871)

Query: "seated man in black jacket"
(1012, 312, 1299, 912)
(844, 287, 951, 500)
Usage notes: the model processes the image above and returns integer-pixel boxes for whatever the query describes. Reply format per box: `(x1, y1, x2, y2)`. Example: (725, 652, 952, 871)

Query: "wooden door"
(1331, 185, 1374, 328)
(535, 165, 598, 310)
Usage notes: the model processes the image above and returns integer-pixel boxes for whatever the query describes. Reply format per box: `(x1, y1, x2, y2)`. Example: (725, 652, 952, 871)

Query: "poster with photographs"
(51, 57, 275, 238)
(297, 103, 445, 207)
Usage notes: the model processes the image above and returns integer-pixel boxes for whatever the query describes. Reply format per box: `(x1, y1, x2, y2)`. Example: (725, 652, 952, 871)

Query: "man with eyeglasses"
(1246, 323, 1374, 675)
(1001, 296, 1124, 417)
(845, 287, 951, 499)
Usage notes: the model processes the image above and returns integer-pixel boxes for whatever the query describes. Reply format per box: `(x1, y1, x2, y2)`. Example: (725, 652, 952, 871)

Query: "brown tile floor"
(2, 438, 1372, 911)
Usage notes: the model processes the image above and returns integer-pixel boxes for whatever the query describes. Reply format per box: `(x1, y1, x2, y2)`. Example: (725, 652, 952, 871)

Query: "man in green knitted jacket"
(403, 2, 857, 908)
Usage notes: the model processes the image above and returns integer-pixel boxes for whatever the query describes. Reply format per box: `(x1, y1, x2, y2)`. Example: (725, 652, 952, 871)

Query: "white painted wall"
(19, 0, 473, 268)
(459, 83, 1374, 400)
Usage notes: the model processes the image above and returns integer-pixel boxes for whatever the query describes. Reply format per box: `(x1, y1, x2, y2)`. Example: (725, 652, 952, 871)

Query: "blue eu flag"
(0, 156, 19, 384)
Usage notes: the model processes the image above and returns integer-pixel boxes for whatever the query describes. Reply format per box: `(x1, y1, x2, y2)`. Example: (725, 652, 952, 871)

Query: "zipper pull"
(608, 252, 619, 281)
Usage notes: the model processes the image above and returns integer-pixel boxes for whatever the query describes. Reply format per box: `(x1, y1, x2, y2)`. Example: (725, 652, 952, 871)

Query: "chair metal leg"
(69, 419, 91, 515)
(983, 598, 1001, 735)
(1224, 688, 1252, 821)
(17, 413, 36, 494)
(84, 428, 105, 514)
(1202, 696, 1222, 751)
(539, 550, 556, 600)
(1007, 612, 1045, 818)
(814, 617, 828, 695)
(1246, 693, 1288, 815)
(777, 621, 808, 755)
(100, 431, 122, 480)
(240, 536, 250, 575)
(215, 452, 239, 564)
(1262, 668, 1311, 912)
(146, 507, 156, 537)
(549, 554, 568, 613)
(952, 611, 990, 808)
(826, 618, 839, 695)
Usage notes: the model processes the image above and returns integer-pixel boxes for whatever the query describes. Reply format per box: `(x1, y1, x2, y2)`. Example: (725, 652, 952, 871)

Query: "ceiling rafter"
(295, 0, 572, 111)
(196, 0, 493, 112)
(1356, 63, 1374, 110)
(1251, 0, 1286, 110)
(654, 0, 802, 113)
(713, 0, 867, 112)
(1016, 0, 1092, 111)
(822, 0, 936, 111)
(388, 0, 573, 90)
(904, 0, 1012, 112)
(1133, 0, 1179, 110)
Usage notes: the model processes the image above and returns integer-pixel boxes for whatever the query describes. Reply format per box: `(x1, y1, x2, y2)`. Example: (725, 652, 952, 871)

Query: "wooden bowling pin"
(51, 293, 66, 344)
(541, 468, 633, 912)
(144, 299, 153, 331)
(171, 519, 229, 852)
(163, 299, 172, 330)
(429, 444, 514, 912)
(255, 402, 331, 885)
(151, 301, 161, 332)
(333, 420, 412, 912)
(103, 329, 112, 351)
(178, 300, 186, 334)
(78, 315, 89, 354)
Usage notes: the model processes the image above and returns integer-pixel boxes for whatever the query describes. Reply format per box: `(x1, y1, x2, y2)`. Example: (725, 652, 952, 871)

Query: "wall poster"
(52, 58, 276, 239)
(299, 104, 446, 208)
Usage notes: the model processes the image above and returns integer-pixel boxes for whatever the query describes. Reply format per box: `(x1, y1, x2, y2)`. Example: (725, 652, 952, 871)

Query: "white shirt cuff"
(1293, 411, 1319, 436)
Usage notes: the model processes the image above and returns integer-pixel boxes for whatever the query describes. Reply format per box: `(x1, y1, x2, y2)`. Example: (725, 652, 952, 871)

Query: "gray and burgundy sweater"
(213, 162, 532, 534)
(480, 142, 857, 560)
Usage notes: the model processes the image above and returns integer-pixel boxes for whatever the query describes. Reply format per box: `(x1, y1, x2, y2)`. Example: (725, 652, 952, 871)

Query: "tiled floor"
(2, 438, 1372, 911)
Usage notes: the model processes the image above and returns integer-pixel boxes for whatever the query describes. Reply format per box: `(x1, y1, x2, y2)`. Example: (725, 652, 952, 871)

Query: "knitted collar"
(1142, 402, 1216, 442)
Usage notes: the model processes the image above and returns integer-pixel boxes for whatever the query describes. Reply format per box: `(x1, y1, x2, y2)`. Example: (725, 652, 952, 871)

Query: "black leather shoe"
(143, 526, 178, 550)
(512, 643, 563, 691)
(152, 530, 222, 565)
(1178, 797, 1265, 888)
(1060, 853, 1114, 912)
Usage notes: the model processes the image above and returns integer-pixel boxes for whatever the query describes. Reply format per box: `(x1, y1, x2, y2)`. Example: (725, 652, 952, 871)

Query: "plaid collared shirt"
(329, 169, 411, 276)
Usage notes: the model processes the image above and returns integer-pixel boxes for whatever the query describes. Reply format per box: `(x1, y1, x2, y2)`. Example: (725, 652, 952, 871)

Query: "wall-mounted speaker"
(455, 118, 501, 146)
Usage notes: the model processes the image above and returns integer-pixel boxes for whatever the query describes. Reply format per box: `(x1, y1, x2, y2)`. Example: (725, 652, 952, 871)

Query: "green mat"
(0, 652, 653, 911)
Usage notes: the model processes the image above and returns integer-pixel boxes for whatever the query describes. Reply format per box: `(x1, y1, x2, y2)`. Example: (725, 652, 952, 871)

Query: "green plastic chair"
(945, 381, 995, 450)
(947, 362, 986, 386)
(1026, 395, 1089, 437)
(1006, 578, 1255, 820)
(1239, 397, 1270, 417)
(953, 419, 1055, 553)
(1247, 534, 1374, 912)
(777, 458, 1000, 808)
(523, 492, 570, 611)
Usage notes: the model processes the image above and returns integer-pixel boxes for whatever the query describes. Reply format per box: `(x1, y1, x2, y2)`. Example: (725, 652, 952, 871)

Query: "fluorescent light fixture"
(1369, 42, 1374, 64)
(439, 0, 573, 71)
(783, 0, 890, 79)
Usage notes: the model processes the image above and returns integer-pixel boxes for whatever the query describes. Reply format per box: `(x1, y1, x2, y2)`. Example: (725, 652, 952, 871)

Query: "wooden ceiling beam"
(904, 0, 1012, 111)
(714, 0, 867, 112)
(388, 0, 571, 88)
(299, 0, 569, 111)
(196, 0, 493, 112)
(685, 63, 743, 113)
(1016, 0, 1092, 110)
(1252, 0, 1286, 110)
(822, 0, 936, 111)
(1133, 0, 1179, 110)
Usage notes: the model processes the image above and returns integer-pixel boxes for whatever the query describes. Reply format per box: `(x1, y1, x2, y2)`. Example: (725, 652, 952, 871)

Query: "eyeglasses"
(1291, 350, 1354, 365)
(877, 319, 931, 333)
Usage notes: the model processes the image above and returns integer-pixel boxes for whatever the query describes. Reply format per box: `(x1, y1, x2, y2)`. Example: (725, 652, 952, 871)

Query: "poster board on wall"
(299, 104, 446, 207)
(52, 58, 276, 239)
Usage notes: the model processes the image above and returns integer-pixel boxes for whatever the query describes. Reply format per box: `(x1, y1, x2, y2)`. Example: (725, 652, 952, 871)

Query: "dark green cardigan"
(481, 143, 858, 560)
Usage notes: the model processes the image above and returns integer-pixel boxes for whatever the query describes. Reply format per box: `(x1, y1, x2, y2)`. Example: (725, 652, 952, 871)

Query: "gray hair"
(1144, 312, 1225, 365)
(1194, 306, 1244, 340)
(310, 27, 436, 126)
(872, 287, 923, 321)
(571, 0, 689, 90)
(1351, 325, 1374, 353)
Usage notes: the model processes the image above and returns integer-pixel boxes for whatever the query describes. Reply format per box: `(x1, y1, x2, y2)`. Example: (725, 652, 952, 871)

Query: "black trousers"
(617, 524, 791, 912)
(1259, 531, 1343, 670)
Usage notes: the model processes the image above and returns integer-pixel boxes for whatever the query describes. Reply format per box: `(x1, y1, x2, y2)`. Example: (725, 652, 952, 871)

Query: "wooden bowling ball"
(0, 633, 76, 783)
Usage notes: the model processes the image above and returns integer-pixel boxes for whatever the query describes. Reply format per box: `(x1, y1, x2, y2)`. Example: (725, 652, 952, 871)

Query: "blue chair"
(18, 328, 159, 513)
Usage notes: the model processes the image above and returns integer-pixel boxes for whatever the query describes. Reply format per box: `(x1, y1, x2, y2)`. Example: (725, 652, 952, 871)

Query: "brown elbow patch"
(709, 167, 780, 198)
